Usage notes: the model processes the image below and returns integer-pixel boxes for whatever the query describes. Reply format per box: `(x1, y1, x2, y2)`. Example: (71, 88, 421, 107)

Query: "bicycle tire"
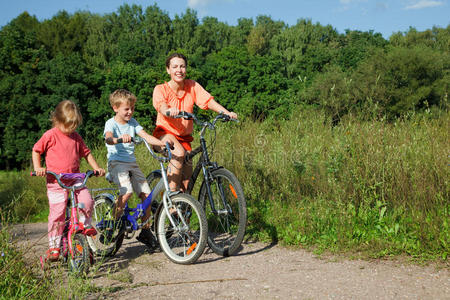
(199, 168, 247, 256)
(68, 233, 90, 274)
(157, 194, 207, 264)
(87, 195, 124, 257)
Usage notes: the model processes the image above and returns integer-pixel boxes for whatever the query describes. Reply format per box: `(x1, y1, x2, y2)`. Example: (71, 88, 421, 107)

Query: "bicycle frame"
(142, 140, 189, 229)
(94, 140, 182, 234)
(184, 113, 234, 215)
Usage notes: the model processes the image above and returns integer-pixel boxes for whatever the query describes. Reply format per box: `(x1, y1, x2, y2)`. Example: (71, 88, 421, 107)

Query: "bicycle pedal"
(125, 225, 132, 233)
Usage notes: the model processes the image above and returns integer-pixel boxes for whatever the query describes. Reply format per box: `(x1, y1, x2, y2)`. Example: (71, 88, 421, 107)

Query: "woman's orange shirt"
(152, 80, 212, 137)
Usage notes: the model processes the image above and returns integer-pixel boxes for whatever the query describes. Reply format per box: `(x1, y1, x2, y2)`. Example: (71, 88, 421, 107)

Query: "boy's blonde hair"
(51, 100, 82, 132)
(109, 89, 137, 108)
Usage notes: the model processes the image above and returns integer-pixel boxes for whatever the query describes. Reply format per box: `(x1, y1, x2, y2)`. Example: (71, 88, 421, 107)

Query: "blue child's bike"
(87, 140, 208, 264)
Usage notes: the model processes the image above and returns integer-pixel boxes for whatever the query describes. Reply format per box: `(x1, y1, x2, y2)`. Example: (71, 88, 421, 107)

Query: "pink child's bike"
(32, 170, 98, 274)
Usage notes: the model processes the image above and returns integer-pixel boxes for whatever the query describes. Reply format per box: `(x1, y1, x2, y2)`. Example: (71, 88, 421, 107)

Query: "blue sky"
(0, 0, 448, 38)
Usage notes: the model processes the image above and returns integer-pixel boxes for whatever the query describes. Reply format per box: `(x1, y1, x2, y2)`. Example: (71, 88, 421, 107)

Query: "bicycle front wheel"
(157, 194, 207, 264)
(68, 233, 90, 274)
(199, 168, 247, 256)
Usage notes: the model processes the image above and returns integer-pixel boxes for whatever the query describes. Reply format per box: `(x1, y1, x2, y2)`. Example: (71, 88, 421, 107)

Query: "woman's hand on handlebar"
(34, 167, 47, 177)
(226, 111, 238, 120)
(164, 108, 180, 117)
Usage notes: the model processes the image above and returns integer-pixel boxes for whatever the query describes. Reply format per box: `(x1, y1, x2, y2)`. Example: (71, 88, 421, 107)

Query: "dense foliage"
(0, 4, 448, 169)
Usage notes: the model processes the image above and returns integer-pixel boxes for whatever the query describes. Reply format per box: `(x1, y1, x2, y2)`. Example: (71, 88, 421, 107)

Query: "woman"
(152, 53, 237, 192)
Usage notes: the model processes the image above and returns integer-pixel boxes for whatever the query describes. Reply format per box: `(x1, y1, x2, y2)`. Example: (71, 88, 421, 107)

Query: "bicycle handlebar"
(117, 137, 134, 144)
(165, 111, 238, 127)
(141, 139, 173, 163)
(31, 170, 98, 190)
(116, 136, 172, 163)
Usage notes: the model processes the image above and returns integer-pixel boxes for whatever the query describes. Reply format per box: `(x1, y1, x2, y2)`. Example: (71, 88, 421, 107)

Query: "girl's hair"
(165, 53, 187, 68)
(51, 100, 82, 132)
(109, 89, 137, 108)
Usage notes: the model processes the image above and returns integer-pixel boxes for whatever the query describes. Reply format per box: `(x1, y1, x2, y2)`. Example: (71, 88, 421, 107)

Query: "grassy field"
(1, 107, 448, 261)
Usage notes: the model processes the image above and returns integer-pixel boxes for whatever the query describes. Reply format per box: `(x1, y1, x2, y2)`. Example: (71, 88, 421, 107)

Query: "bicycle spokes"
(200, 168, 246, 256)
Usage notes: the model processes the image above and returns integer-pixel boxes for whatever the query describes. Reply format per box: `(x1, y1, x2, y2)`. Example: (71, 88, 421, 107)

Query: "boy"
(104, 89, 171, 248)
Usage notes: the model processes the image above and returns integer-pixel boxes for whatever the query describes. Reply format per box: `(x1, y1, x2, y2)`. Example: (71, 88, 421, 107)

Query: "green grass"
(0, 225, 49, 299)
(0, 215, 112, 299)
(213, 107, 449, 261)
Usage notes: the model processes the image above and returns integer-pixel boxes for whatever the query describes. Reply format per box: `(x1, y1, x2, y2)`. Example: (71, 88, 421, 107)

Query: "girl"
(152, 53, 237, 192)
(32, 100, 105, 261)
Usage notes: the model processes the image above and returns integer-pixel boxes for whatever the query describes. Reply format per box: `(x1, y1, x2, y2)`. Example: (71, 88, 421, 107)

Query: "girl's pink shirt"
(33, 127, 91, 182)
(153, 79, 212, 137)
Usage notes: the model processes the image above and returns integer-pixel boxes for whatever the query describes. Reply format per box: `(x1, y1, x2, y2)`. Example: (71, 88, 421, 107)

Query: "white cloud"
(188, 0, 211, 8)
(404, 0, 444, 10)
(188, 0, 233, 9)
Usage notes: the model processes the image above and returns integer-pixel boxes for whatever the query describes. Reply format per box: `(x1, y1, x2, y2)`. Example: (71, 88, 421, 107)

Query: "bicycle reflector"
(186, 242, 197, 255)
(229, 184, 238, 198)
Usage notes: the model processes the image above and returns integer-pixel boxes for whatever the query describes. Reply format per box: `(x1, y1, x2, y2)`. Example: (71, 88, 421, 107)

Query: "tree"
(230, 18, 253, 46)
(270, 19, 339, 79)
(247, 15, 285, 56)
(83, 14, 115, 70)
(172, 9, 199, 52)
(390, 25, 450, 52)
(337, 30, 387, 70)
(189, 16, 231, 64)
(142, 5, 173, 65)
(0, 13, 49, 169)
(37, 11, 89, 57)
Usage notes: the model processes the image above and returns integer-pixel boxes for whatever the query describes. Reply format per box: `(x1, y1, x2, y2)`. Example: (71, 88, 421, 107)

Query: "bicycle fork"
(202, 166, 232, 216)
(67, 189, 85, 259)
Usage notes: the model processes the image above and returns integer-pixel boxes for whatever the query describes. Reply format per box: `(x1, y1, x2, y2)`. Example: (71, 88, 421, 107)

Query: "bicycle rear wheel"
(87, 195, 124, 257)
(157, 194, 207, 264)
(68, 233, 90, 274)
(199, 168, 247, 256)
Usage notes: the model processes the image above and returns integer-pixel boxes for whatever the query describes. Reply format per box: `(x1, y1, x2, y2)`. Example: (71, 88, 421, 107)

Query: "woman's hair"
(51, 100, 82, 132)
(165, 53, 187, 68)
(109, 89, 137, 108)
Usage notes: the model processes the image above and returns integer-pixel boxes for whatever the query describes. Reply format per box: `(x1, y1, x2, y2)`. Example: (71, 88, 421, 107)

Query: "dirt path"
(11, 223, 449, 299)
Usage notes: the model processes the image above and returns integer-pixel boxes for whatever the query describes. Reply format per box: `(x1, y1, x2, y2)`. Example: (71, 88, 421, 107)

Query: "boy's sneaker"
(136, 228, 158, 250)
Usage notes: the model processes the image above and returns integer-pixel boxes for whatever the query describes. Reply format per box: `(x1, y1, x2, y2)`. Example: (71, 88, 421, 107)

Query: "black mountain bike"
(147, 111, 246, 256)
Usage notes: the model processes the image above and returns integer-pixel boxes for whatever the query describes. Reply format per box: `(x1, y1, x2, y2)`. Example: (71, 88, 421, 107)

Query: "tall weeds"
(212, 108, 449, 259)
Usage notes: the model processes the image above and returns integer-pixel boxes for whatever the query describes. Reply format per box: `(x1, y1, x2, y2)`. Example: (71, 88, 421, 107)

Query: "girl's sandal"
(46, 248, 60, 262)
(83, 226, 97, 236)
